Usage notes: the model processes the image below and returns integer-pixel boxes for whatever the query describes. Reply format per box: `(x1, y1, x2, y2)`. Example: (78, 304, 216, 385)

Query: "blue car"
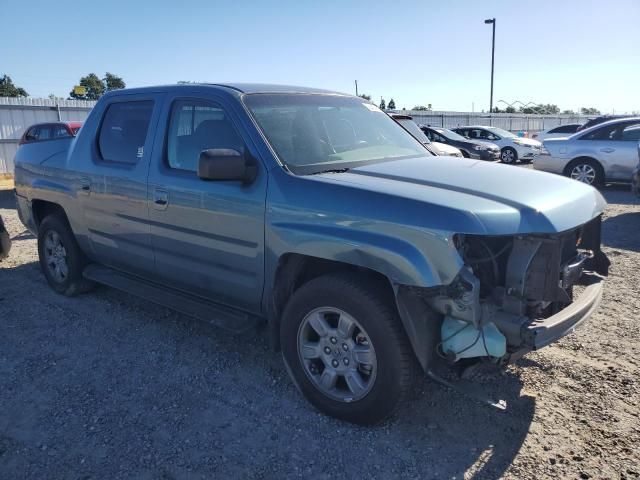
(14, 83, 609, 424)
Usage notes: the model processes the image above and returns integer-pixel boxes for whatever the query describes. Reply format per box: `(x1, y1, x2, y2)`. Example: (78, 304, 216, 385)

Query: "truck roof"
(104, 83, 345, 97)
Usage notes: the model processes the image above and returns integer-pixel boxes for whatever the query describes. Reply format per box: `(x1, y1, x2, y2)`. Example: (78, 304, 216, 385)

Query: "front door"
(147, 94, 267, 314)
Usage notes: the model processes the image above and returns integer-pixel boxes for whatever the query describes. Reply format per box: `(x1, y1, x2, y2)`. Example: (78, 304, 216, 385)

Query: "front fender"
(268, 221, 461, 288)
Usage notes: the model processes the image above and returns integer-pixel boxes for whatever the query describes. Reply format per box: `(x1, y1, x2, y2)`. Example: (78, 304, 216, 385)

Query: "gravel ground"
(1, 183, 639, 479)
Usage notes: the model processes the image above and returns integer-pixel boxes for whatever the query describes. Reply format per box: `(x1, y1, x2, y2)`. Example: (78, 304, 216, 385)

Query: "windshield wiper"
(310, 168, 350, 175)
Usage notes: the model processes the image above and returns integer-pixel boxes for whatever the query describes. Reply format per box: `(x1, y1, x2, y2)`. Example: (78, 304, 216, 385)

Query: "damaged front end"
(423, 215, 610, 364)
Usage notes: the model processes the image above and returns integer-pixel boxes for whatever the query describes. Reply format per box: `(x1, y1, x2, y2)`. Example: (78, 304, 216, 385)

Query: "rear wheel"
(500, 147, 518, 164)
(564, 158, 604, 186)
(37, 214, 94, 296)
(280, 273, 418, 424)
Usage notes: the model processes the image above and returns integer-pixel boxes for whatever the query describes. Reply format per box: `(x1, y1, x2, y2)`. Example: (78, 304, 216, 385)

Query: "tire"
(500, 147, 518, 164)
(280, 272, 418, 425)
(460, 150, 470, 158)
(563, 158, 604, 187)
(37, 214, 94, 296)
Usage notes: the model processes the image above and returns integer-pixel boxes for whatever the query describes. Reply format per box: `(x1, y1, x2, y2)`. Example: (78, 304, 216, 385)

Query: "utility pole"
(484, 18, 496, 113)
(354, 80, 358, 97)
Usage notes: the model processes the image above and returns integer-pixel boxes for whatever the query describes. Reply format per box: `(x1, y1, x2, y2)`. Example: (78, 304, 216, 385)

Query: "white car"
(431, 141, 463, 157)
(532, 124, 582, 142)
(453, 126, 542, 164)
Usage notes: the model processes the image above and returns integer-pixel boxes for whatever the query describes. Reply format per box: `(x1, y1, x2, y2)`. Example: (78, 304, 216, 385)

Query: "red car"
(19, 121, 82, 145)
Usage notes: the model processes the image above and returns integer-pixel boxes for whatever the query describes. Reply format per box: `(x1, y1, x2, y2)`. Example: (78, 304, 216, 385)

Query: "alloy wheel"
(297, 307, 377, 402)
(570, 164, 596, 184)
(501, 149, 516, 163)
(43, 230, 68, 283)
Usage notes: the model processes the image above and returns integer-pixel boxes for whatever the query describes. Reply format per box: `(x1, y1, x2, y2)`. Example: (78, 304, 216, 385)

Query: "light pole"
(484, 18, 496, 113)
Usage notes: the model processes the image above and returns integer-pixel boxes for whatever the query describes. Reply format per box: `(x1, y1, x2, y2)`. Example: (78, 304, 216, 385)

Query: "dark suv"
(577, 115, 632, 132)
(420, 126, 500, 161)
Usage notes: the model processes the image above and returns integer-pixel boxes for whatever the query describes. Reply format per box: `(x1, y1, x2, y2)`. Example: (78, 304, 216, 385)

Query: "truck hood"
(311, 156, 606, 235)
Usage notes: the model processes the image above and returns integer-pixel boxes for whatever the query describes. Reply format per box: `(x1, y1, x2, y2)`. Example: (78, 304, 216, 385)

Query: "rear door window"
(98, 101, 154, 164)
(620, 123, 640, 141)
(549, 124, 580, 134)
(53, 126, 70, 138)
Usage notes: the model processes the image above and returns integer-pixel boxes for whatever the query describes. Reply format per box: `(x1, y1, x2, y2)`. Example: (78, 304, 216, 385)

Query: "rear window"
(98, 101, 153, 164)
(549, 124, 580, 134)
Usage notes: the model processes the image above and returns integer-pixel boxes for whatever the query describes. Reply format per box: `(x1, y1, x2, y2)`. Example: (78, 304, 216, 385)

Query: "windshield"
(487, 127, 516, 138)
(244, 94, 427, 174)
(434, 128, 468, 142)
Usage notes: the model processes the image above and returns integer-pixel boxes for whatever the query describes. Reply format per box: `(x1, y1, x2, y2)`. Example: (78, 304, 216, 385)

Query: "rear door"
(76, 93, 164, 277)
(579, 121, 640, 180)
(147, 93, 267, 314)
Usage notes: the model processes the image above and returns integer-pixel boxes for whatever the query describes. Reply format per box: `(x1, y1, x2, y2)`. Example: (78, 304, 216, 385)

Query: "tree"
(538, 103, 560, 114)
(387, 98, 396, 110)
(359, 93, 372, 101)
(0, 75, 28, 97)
(581, 107, 601, 115)
(562, 109, 576, 115)
(69, 73, 104, 100)
(505, 106, 516, 113)
(104, 72, 125, 92)
(379, 98, 386, 110)
(492, 107, 502, 113)
(413, 105, 429, 111)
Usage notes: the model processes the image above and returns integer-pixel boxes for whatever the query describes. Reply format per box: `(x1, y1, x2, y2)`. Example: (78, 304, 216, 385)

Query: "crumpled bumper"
(522, 275, 604, 350)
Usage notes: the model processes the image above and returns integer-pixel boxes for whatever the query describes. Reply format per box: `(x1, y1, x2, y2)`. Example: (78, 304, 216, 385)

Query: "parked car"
(0, 214, 10, 261)
(532, 124, 582, 142)
(19, 121, 82, 145)
(576, 115, 632, 132)
(420, 125, 500, 161)
(534, 117, 640, 186)
(631, 143, 640, 198)
(14, 84, 609, 424)
(452, 126, 542, 164)
(389, 114, 463, 157)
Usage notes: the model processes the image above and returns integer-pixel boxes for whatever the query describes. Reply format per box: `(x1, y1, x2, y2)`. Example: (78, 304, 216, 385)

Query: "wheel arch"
(31, 199, 69, 229)
(563, 156, 603, 175)
(269, 253, 440, 371)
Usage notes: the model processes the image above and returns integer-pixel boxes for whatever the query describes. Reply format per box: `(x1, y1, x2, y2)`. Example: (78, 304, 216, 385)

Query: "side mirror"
(197, 149, 257, 184)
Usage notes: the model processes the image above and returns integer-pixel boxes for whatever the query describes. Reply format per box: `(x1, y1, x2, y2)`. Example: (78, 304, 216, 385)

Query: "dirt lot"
(1, 184, 638, 479)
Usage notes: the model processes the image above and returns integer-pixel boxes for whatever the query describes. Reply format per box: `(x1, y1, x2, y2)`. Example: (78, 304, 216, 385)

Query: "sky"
(2, 0, 639, 113)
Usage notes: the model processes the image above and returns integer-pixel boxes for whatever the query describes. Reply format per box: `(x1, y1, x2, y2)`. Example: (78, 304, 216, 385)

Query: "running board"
(83, 264, 259, 333)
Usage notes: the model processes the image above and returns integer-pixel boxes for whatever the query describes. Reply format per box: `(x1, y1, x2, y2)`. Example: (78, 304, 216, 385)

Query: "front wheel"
(500, 147, 518, 164)
(280, 273, 418, 424)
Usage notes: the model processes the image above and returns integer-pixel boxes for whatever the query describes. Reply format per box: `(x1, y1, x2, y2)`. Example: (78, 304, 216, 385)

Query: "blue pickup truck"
(14, 83, 609, 424)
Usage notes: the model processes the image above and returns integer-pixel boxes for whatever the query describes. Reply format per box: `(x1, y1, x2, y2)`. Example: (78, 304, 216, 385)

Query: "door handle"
(600, 148, 615, 153)
(153, 189, 169, 210)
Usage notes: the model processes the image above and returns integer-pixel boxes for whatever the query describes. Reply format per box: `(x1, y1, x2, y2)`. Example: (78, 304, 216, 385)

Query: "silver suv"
(534, 117, 640, 186)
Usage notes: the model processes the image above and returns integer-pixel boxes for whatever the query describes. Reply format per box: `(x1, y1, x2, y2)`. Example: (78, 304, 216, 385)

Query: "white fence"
(390, 110, 592, 132)
(0, 97, 96, 174)
(0, 97, 594, 174)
